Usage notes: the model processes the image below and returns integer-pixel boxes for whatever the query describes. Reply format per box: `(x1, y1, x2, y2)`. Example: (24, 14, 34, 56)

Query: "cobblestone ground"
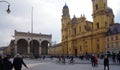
(19, 58, 120, 70)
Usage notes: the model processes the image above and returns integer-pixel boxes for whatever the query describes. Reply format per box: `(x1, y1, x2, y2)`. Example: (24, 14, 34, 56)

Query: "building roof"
(50, 43, 61, 48)
(0, 47, 7, 50)
(14, 30, 52, 38)
(106, 23, 120, 36)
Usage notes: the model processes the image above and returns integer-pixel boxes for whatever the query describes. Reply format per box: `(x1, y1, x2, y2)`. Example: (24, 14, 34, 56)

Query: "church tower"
(61, 4, 70, 55)
(61, 4, 70, 41)
(92, 0, 114, 30)
(91, 0, 114, 54)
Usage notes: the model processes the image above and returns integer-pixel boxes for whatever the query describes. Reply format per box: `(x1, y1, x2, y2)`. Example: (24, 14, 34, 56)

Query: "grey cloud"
(115, 10, 120, 23)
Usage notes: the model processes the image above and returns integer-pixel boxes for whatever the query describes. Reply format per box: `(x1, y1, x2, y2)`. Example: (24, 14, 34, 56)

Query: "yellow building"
(61, 0, 114, 56)
(105, 24, 120, 54)
(48, 43, 63, 55)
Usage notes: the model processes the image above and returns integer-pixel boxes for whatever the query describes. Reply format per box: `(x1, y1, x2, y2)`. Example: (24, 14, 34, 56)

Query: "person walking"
(94, 55, 98, 67)
(13, 54, 28, 70)
(69, 55, 74, 64)
(0, 55, 3, 70)
(104, 56, 109, 70)
(112, 53, 116, 64)
(91, 54, 95, 67)
(2, 55, 13, 70)
(117, 51, 120, 64)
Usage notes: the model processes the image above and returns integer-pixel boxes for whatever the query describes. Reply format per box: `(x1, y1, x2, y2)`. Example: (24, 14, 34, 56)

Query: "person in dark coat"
(70, 55, 74, 63)
(91, 54, 95, 67)
(13, 54, 28, 70)
(2, 56, 13, 70)
(104, 56, 109, 70)
(0, 55, 3, 70)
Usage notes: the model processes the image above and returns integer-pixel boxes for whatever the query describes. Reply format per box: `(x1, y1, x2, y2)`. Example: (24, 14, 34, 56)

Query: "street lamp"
(0, 0, 11, 14)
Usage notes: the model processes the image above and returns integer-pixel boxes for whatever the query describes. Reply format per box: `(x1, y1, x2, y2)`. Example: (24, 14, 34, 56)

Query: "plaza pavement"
(17, 58, 120, 70)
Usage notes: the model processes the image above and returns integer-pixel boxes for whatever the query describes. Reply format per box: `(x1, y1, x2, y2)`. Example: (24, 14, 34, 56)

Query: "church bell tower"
(61, 4, 70, 41)
(92, 0, 114, 30)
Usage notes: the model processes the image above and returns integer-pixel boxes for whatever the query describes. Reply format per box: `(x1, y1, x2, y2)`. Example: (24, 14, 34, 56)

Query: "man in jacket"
(13, 54, 28, 70)
(104, 55, 109, 70)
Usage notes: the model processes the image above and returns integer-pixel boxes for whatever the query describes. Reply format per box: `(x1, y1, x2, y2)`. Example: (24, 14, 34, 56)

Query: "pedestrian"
(104, 55, 109, 70)
(2, 55, 13, 70)
(112, 53, 116, 64)
(117, 51, 120, 64)
(13, 54, 28, 70)
(61, 55, 65, 64)
(94, 55, 98, 67)
(91, 54, 95, 67)
(42, 55, 46, 60)
(69, 55, 74, 64)
(0, 55, 3, 70)
(58, 55, 61, 63)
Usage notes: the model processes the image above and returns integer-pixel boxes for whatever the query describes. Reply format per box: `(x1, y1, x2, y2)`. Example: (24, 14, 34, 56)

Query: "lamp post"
(0, 0, 11, 14)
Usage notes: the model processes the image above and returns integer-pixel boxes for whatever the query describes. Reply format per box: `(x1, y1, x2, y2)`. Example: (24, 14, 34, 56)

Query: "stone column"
(39, 47, 41, 55)
(27, 44, 30, 55)
(14, 40, 17, 55)
(39, 43, 41, 55)
(14, 44, 17, 54)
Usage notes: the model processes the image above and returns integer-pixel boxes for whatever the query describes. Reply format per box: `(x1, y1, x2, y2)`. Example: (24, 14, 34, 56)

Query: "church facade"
(61, 0, 114, 56)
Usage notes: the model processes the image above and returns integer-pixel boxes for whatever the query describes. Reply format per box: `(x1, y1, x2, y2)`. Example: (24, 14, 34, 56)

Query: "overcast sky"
(0, 0, 120, 47)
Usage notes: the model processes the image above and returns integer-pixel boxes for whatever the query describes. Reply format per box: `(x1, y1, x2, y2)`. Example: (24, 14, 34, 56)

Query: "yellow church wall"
(48, 0, 118, 57)
(60, 0, 115, 56)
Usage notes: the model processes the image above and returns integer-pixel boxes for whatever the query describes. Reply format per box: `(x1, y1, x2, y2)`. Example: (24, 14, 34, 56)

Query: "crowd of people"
(48, 51, 120, 70)
(111, 52, 120, 64)
(0, 54, 28, 70)
(39, 51, 120, 65)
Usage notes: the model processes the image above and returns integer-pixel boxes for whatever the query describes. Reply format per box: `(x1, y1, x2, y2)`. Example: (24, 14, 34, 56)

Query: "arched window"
(96, 4, 98, 10)
(105, 22, 107, 27)
(116, 36, 118, 40)
(80, 46, 82, 51)
(79, 26, 81, 32)
(96, 22, 99, 29)
(73, 28, 76, 36)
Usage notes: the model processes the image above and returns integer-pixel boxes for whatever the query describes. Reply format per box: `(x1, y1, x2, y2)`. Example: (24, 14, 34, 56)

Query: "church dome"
(63, 4, 68, 9)
(62, 3, 69, 16)
(106, 23, 120, 36)
(107, 7, 113, 13)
